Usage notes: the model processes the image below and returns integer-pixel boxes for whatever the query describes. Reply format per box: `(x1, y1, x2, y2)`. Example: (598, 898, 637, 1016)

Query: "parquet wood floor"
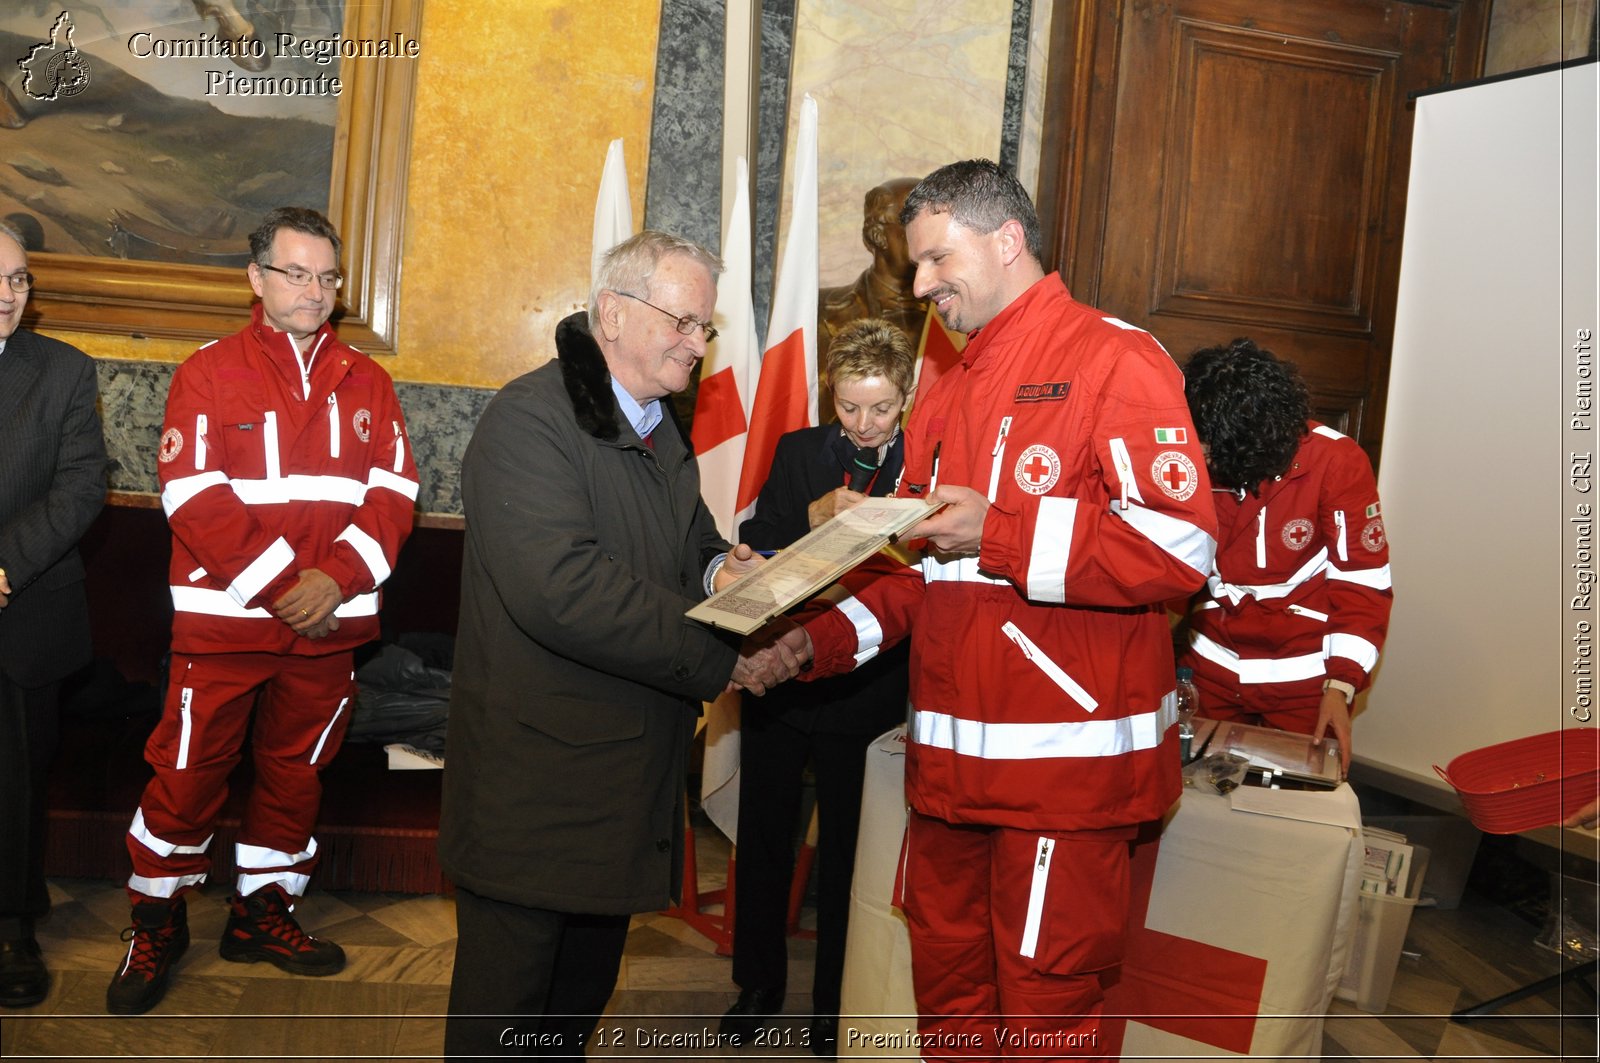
(3, 818, 1595, 1062)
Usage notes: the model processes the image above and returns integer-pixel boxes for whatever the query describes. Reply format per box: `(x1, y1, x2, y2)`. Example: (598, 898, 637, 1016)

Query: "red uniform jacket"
(799, 275, 1216, 831)
(156, 305, 417, 655)
(1181, 424, 1392, 714)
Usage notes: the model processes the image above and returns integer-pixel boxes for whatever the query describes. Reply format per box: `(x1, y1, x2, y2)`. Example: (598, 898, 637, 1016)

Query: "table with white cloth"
(839, 726, 1364, 1062)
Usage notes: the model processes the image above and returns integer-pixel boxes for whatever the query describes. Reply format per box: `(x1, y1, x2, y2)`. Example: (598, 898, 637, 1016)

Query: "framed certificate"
(688, 497, 943, 636)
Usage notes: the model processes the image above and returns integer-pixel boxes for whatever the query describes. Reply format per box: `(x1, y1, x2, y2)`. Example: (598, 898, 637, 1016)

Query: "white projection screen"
(1356, 61, 1598, 803)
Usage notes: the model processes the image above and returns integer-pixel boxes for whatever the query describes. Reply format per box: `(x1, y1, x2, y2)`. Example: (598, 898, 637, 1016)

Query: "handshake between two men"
(717, 543, 816, 697)
(711, 484, 991, 697)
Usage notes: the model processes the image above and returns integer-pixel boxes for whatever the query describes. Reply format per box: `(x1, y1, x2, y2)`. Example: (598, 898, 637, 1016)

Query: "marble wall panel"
(999, 0, 1032, 174)
(393, 381, 496, 517)
(643, 0, 726, 254)
(755, 0, 798, 338)
(1017, 0, 1055, 199)
(94, 359, 491, 518)
(96, 359, 174, 497)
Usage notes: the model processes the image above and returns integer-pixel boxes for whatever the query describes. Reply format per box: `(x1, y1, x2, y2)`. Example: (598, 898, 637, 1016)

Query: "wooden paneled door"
(1037, 0, 1490, 461)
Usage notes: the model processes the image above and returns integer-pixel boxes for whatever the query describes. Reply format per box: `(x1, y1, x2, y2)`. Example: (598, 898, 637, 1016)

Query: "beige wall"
(398, 0, 660, 387)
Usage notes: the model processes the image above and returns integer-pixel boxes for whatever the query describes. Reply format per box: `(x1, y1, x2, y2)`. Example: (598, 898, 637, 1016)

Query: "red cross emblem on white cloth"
(157, 427, 184, 464)
(1102, 826, 1269, 1057)
(1014, 444, 1061, 495)
(1151, 449, 1198, 501)
(1282, 518, 1314, 550)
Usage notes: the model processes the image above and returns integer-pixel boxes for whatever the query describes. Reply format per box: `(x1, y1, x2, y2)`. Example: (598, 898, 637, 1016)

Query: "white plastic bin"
(1336, 843, 1430, 1013)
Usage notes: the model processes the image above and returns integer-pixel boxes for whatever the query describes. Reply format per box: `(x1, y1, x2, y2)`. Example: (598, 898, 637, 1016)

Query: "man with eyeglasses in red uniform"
(106, 206, 417, 1016)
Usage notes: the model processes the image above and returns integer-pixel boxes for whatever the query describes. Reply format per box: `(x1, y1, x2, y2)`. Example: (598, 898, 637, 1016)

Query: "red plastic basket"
(1433, 728, 1600, 834)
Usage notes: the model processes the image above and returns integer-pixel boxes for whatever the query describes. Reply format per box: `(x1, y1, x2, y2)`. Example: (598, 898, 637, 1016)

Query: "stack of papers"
(1359, 825, 1415, 896)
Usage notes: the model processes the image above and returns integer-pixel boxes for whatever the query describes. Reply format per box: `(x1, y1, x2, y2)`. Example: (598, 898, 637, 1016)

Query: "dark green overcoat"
(439, 313, 738, 913)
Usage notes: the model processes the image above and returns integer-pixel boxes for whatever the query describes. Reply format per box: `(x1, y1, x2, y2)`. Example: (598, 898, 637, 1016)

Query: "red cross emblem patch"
(158, 427, 183, 464)
(1281, 518, 1314, 550)
(1151, 450, 1197, 501)
(1014, 444, 1061, 495)
(352, 408, 372, 443)
(1361, 518, 1387, 553)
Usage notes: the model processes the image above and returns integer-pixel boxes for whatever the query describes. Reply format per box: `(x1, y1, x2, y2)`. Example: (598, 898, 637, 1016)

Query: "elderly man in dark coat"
(440, 230, 798, 1058)
(0, 221, 108, 1008)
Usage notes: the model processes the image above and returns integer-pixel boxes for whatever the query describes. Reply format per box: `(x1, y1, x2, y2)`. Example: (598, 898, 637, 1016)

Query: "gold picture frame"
(23, 0, 421, 356)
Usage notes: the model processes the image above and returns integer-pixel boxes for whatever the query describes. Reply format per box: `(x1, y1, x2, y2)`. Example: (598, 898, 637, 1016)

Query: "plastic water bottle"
(1175, 666, 1199, 763)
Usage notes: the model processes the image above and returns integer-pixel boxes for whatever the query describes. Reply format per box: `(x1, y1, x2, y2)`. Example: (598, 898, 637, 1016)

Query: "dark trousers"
(445, 885, 630, 1059)
(0, 675, 60, 932)
(731, 714, 876, 1016)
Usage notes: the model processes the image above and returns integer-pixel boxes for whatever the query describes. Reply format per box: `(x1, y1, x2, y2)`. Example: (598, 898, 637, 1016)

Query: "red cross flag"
(691, 156, 759, 541)
(693, 158, 761, 842)
(906, 300, 966, 414)
(736, 94, 821, 515)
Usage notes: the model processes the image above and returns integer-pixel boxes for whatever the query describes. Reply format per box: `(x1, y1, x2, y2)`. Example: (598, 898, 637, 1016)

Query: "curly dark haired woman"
(1178, 339, 1393, 774)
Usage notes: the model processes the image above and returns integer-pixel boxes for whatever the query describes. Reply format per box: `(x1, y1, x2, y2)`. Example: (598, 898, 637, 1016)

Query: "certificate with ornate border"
(688, 497, 944, 636)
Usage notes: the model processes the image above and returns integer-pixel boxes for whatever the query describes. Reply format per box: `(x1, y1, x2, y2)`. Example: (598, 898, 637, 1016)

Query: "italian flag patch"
(1366, 501, 1381, 518)
(1154, 427, 1188, 445)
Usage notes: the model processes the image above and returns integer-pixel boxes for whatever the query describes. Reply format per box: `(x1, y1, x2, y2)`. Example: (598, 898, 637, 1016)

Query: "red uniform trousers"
(902, 811, 1136, 1062)
(125, 650, 355, 902)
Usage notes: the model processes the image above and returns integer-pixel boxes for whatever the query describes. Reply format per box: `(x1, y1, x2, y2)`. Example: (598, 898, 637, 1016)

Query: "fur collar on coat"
(554, 311, 689, 449)
(555, 312, 624, 441)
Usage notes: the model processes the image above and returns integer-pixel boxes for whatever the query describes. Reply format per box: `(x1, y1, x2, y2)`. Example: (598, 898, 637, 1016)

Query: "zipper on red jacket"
(986, 416, 1013, 501)
(327, 393, 341, 459)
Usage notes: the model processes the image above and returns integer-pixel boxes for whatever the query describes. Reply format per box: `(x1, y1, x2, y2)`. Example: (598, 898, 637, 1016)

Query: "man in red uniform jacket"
(107, 208, 417, 1015)
(770, 160, 1217, 1059)
(1178, 338, 1393, 773)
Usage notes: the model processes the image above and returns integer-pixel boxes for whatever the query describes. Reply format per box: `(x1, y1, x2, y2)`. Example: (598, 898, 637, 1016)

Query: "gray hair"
(248, 206, 342, 266)
(590, 230, 723, 328)
(0, 220, 27, 259)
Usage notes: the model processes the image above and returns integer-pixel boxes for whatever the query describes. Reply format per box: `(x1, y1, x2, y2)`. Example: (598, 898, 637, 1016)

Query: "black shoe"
(719, 986, 785, 1043)
(809, 1015, 838, 1058)
(106, 898, 189, 1015)
(0, 937, 48, 1008)
(220, 886, 345, 976)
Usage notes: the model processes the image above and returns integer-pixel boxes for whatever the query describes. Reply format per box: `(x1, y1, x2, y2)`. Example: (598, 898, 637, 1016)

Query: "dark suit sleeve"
(0, 352, 107, 591)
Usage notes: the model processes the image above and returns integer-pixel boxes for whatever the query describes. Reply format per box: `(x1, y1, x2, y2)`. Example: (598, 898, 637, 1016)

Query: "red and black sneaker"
(219, 886, 345, 976)
(106, 898, 190, 1015)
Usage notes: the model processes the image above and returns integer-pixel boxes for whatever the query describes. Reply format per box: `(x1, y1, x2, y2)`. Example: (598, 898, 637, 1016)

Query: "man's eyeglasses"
(615, 291, 718, 343)
(259, 264, 344, 290)
(4, 272, 34, 293)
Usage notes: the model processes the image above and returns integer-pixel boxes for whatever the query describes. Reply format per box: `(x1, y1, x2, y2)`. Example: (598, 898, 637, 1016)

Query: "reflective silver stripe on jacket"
(911, 693, 1176, 760)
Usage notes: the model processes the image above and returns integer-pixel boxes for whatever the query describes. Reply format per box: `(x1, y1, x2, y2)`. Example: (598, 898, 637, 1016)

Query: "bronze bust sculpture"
(817, 177, 924, 410)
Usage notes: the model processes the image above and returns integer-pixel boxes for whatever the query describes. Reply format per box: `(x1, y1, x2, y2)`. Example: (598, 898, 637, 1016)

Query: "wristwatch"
(1323, 678, 1357, 704)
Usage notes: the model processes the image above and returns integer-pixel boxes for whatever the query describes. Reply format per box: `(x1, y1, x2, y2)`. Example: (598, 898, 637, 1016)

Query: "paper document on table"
(687, 497, 943, 635)
(1229, 785, 1362, 829)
